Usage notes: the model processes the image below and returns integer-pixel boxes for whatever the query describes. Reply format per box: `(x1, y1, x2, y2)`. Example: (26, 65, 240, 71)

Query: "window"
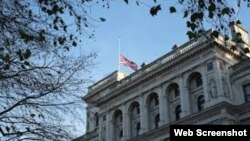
(95, 113, 99, 127)
(174, 86, 180, 98)
(207, 62, 213, 71)
(137, 106, 140, 114)
(244, 84, 250, 102)
(196, 76, 202, 87)
(103, 115, 106, 121)
(155, 96, 159, 106)
(155, 114, 160, 128)
(136, 122, 141, 136)
(120, 116, 123, 123)
(197, 95, 205, 111)
(119, 130, 123, 138)
(175, 105, 181, 120)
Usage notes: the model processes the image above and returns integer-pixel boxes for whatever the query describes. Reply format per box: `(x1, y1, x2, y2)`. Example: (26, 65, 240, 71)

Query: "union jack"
(120, 55, 138, 71)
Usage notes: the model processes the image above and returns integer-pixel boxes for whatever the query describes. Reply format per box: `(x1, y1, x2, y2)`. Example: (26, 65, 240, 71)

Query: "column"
(179, 76, 191, 117)
(202, 64, 210, 107)
(106, 111, 112, 141)
(157, 86, 167, 126)
(139, 95, 148, 133)
(164, 89, 170, 124)
(225, 65, 233, 101)
(215, 60, 224, 98)
(122, 105, 128, 141)
(98, 114, 102, 141)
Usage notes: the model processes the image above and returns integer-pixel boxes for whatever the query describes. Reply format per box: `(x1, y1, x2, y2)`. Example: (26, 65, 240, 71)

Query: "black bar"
(170, 125, 250, 141)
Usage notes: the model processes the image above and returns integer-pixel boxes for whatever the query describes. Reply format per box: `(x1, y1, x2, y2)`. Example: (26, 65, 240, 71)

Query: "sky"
(72, 0, 250, 135)
(76, 1, 250, 83)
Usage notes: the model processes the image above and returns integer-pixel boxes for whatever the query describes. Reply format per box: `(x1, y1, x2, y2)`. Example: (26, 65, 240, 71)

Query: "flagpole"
(118, 37, 121, 72)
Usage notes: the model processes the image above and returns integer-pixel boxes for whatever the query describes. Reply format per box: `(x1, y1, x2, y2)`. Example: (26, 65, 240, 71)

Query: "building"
(74, 24, 250, 141)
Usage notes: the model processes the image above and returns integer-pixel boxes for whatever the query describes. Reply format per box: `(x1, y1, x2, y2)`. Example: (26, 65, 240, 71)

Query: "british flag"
(120, 55, 138, 71)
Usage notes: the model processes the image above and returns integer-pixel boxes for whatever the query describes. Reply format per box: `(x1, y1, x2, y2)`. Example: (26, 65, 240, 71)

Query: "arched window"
(136, 122, 141, 136)
(119, 130, 123, 138)
(155, 114, 160, 128)
(137, 106, 140, 114)
(197, 95, 205, 111)
(147, 93, 159, 130)
(196, 75, 203, 87)
(129, 102, 140, 138)
(94, 113, 99, 128)
(167, 83, 181, 122)
(113, 110, 123, 141)
(175, 105, 181, 120)
(188, 72, 204, 113)
(155, 96, 159, 106)
(174, 86, 180, 98)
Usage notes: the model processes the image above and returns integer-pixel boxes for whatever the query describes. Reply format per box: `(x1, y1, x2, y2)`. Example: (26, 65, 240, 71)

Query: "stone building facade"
(74, 24, 250, 141)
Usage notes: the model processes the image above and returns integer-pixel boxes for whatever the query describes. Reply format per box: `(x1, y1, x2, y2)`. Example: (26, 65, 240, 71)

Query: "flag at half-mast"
(120, 54, 138, 71)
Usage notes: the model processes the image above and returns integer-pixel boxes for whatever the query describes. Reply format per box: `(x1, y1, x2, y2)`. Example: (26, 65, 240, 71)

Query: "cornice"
(93, 40, 214, 106)
(86, 38, 244, 107)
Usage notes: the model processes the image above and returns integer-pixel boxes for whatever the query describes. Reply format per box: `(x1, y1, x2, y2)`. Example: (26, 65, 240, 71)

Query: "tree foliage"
(124, 0, 250, 39)
(1, 0, 249, 140)
(0, 0, 108, 140)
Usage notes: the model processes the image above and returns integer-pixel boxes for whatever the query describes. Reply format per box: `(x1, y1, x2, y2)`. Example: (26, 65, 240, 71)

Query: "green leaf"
(19, 30, 34, 42)
(222, 7, 230, 15)
(6, 126, 10, 133)
(211, 30, 219, 38)
(150, 5, 161, 16)
(136, 1, 140, 6)
(186, 31, 196, 39)
(21, 64, 26, 69)
(190, 13, 199, 22)
(198, 0, 205, 8)
(3, 53, 10, 62)
(236, 20, 241, 24)
(183, 11, 189, 18)
(208, 12, 214, 18)
(24, 49, 31, 59)
(72, 41, 77, 47)
(244, 48, 250, 54)
(100, 17, 106, 22)
(26, 127, 30, 131)
(30, 113, 35, 118)
(16, 50, 24, 61)
(208, 3, 216, 12)
(224, 35, 229, 41)
(0, 47, 4, 52)
(187, 21, 197, 31)
(124, 0, 128, 4)
(24, 61, 30, 66)
(169, 6, 176, 13)
(4, 65, 10, 70)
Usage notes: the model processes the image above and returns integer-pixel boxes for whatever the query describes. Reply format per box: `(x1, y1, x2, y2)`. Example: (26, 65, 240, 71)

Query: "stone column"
(106, 111, 112, 141)
(122, 105, 128, 140)
(215, 60, 224, 98)
(164, 88, 170, 124)
(98, 114, 102, 141)
(139, 95, 148, 133)
(179, 75, 191, 117)
(127, 109, 131, 138)
(201, 64, 210, 107)
(157, 86, 167, 126)
(225, 65, 233, 101)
